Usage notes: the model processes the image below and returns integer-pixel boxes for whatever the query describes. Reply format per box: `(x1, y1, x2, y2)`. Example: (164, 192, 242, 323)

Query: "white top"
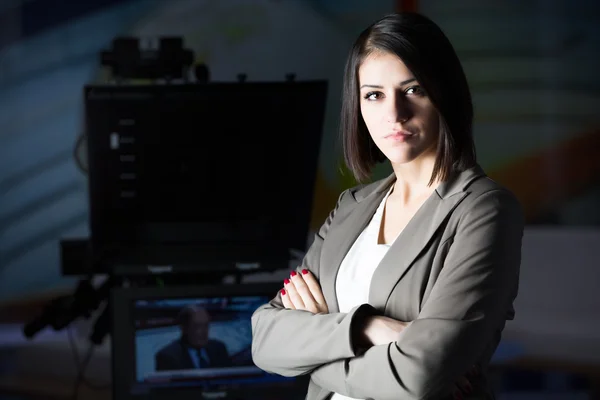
(331, 187, 395, 400)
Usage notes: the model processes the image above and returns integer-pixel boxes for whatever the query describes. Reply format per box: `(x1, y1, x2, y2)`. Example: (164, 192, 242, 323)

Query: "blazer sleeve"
(251, 189, 377, 377)
(309, 189, 524, 400)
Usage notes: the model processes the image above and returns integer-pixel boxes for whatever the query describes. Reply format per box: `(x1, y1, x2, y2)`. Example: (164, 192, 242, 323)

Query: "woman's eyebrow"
(359, 78, 416, 90)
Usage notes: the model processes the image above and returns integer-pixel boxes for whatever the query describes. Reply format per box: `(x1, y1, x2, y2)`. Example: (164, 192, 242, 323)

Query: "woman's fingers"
(283, 276, 306, 310)
(468, 364, 479, 377)
(454, 375, 473, 398)
(289, 271, 319, 313)
(300, 270, 326, 304)
(300, 269, 328, 313)
(280, 268, 329, 314)
(451, 384, 462, 400)
(280, 288, 295, 310)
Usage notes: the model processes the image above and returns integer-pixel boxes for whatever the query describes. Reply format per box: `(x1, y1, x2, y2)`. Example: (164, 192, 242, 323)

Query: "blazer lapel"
(368, 190, 466, 310)
(320, 176, 395, 313)
(368, 165, 486, 310)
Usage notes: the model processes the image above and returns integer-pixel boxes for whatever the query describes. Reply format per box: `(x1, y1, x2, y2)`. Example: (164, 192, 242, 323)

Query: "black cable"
(71, 342, 94, 400)
(67, 325, 111, 400)
(64, 278, 116, 398)
(90, 302, 111, 346)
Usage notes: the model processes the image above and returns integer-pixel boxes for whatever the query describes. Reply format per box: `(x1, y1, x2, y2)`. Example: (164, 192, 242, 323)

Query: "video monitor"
(84, 81, 327, 274)
(111, 283, 307, 400)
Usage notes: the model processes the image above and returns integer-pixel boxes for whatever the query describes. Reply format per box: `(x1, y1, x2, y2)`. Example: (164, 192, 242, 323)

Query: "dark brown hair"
(341, 12, 476, 184)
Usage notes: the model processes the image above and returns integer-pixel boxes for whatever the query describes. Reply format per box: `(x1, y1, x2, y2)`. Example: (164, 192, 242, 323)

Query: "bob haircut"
(341, 12, 476, 184)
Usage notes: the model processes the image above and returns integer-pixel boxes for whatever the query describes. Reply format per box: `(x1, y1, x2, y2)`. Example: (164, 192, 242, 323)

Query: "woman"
(251, 12, 523, 400)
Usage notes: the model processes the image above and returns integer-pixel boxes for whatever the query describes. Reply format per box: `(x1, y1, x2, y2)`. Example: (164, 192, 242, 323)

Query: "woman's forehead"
(358, 52, 414, 85)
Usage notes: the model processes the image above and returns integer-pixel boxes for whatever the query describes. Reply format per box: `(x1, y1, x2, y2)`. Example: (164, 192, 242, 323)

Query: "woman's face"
(358, 52, 439, 167)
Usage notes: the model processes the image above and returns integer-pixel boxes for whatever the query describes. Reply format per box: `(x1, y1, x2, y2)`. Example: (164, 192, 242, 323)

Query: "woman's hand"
(451, 374, 474, 399)
(280, 269, 329, 314)
(363, 317, 477, 399)
(362, 315, 411, 346)
(279, 271, 477, 399)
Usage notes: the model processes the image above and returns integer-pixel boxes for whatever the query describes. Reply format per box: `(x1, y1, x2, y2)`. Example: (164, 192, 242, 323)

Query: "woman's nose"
(387, 96, 411, 123)
(387, 107, 410, 123)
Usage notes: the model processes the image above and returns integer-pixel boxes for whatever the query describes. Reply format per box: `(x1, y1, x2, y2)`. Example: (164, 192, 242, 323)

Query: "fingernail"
(453, 391, 463, 400)
(302, 269, 308, 275)
(290, 271, 297, 277)
(465, 382, 472, 394)
(280, 289, 286, 296)
(284, 278, 290, 285)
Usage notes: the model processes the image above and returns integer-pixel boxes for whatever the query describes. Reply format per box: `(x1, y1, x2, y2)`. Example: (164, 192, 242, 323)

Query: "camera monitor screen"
(85, 81, 327, 274)
(112, 283, 306, 400)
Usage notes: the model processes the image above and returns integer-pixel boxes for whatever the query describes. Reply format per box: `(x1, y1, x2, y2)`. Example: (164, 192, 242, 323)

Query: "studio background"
(0, 0, 599, 399)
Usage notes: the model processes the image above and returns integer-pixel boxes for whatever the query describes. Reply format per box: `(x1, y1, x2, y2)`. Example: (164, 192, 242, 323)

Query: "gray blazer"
(251, 165, 524, 400)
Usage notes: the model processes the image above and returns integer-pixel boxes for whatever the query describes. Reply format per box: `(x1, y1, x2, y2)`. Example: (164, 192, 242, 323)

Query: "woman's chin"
(383, 146, 436, 167)
(384, 151, 418, 166)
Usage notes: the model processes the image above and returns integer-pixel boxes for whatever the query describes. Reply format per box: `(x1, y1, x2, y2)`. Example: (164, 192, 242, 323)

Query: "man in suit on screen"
(155, 305, 231, 371)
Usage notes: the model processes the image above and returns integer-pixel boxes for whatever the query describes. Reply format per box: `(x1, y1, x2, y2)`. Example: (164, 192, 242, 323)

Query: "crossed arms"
(251, 189, 523, 400)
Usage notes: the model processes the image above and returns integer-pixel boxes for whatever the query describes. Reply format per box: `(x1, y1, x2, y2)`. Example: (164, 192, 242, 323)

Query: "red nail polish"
(284, 278, 290, 285)
(302, 269, 308, 275)
(280, 289, 286, 295)
(290, 271, 297, 277)
(453, 391, 463, 400)
(465, 383, 472, 394)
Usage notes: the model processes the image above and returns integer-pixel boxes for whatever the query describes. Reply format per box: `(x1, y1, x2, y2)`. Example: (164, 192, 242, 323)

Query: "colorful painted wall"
(0, 0, 395, 301)
(1, 0, 599, 302)
(421, 0, 600, 226)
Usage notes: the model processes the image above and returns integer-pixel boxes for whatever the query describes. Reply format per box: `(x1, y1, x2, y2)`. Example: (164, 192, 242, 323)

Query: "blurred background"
(0, 0, 599, 399)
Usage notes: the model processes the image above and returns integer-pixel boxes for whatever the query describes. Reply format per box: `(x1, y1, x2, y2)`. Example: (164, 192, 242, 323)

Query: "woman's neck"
(390, 154, 439, 205)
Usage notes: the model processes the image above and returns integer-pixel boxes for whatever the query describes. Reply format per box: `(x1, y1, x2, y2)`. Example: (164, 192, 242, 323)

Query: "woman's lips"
(385, 131, 414, 141)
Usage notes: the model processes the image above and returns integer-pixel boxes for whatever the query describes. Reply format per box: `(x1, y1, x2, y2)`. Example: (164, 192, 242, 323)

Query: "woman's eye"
(364, 91, 382, 100)
(405, 86, 425, 96)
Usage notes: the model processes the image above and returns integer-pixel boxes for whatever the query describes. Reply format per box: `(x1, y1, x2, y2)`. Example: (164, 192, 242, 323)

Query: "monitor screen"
(85, 82, 327, 274)
(112, 283, 306, 400)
